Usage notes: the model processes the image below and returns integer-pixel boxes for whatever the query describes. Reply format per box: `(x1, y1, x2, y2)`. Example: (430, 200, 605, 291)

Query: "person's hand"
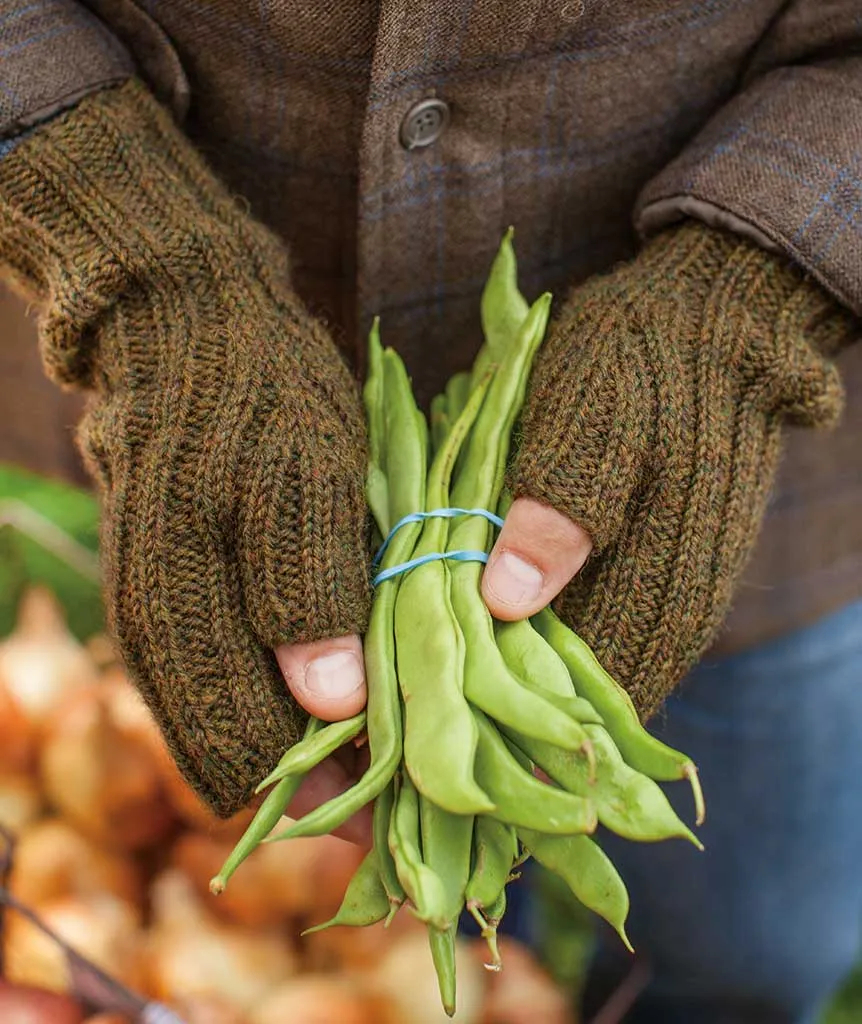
(487, 221, 853, 719)
(279, 220, 856, 843)
(0, 80, 373, 818)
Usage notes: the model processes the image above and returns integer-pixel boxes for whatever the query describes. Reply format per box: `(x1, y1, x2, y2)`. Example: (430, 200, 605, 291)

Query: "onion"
(0, 681, 35, 773)
(363, 931, 486, 1024)
(8, 818, 143, 908)
(0, 980, 85, 1024)
(249, 976, 390, 1024)
(4, 893, 143, 994)
(39, 684, 176, 851)
(474, 939, 574, 1024)
(0, 587, 98, 725)
(0, 772, 43, 833)
(141, 869, 298, 1012)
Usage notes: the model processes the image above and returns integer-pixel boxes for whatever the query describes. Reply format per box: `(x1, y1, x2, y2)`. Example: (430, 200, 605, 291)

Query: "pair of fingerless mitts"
(0, 81, 851, 814)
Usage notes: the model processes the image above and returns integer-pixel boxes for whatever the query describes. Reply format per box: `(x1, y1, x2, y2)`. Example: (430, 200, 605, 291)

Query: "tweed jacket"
(0, 0, 860, 655)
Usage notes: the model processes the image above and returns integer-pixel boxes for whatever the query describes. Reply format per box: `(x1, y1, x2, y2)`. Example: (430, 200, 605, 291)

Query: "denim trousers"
(504, 599, 862, 1024)
(483, 602, 859, 1019)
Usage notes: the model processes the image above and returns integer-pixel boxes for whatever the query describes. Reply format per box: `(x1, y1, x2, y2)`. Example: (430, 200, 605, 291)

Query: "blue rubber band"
(372, 506, 504, 586)
(373, 549, 491, 585)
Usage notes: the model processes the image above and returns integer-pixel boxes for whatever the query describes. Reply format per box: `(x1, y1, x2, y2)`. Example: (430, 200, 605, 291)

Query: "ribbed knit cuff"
(0, 79, 297, 387)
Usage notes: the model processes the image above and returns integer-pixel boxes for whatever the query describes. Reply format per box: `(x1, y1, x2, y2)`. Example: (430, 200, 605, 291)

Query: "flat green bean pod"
(450, 563, 597, 754)
(397, 372, 496, 815)
(535, 608, 705, 825)
(518, 828, 634, 953)
(363, 318, 390, 535)
(473, 709, 597, 835)
(302, 849, 390, 934)
(507, 724, 702, 848)
(388, 773, 449, 930)
(430, 393, 451, 455)
(267, 346, 427, 841)
(495, 618, 575, 698)
(470, 225, 530, 389)
(428, 923, 458, 1017)
(419, 795, 474, 925)
(445, 371, 473, 422)
(210, 717, 324, 894)
(255, 712, 366, 791)
(373, 779, 406, 920)
(465, 816, 518, 912)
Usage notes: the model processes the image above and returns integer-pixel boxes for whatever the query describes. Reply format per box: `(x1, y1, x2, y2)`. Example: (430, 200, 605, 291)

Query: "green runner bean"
(495, 618, 575, 697)
(451, 294, 551, 517)
(302, 849, 390, 934)
(445, 370, 473, 423)
(255, 712, 367, 791)
(450, 561, 597, 753)
(373, 778, 406, 921)
(388, 772, 449, 930)
(430, 392, 451, 455)
(420, 794, 474, 925)
(506, 723, 702, 847)
(469, 226, 530, 390)
(465, 816, 518, 912)
(396, 374, 496, 814)
(210, 717, 325, 894)
(534, 608, 706, 824)
(363, 318, 390, 535)
(267, 348, 428, 841)
(518, 828, 634, 953)
(428, 923, 458, 1017)
(473, 709, 597, 834)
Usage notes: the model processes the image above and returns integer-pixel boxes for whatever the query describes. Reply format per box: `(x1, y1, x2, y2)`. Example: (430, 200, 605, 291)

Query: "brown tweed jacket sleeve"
(0, 0, 133, 141)
(636, 1, 862, 317)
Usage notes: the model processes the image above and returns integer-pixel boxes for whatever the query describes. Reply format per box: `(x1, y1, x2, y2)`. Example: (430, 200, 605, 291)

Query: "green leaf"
(0, 463, 102, 639)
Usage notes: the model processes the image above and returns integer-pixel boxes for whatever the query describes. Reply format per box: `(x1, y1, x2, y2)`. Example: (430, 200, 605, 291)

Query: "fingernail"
(486, 551, 544, 606)
(305, 651, 364, 700)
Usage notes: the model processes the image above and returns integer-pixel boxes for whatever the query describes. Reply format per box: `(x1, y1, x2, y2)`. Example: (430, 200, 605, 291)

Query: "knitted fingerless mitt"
(512, 222, 854, 720)
(0, 81, 371, 814)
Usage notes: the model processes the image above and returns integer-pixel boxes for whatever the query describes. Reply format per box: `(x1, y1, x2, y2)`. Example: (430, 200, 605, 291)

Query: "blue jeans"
(573, 599, 862, 1023)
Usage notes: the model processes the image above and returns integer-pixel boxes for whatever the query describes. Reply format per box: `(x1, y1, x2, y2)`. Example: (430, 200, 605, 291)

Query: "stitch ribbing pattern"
(512, 222, 852, 720)
(0, 81, 372, 815)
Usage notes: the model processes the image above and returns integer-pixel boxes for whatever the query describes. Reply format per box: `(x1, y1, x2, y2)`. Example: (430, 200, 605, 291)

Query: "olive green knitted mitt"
(0, 81, 371, 815)
(512, 221, 855, 720)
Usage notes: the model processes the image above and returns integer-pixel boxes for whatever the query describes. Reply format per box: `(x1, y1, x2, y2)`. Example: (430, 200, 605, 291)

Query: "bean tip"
(683, 763, 706, 826)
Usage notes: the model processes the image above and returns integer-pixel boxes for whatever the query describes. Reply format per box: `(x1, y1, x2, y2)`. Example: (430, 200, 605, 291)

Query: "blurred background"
(0, 281, 859, 1023)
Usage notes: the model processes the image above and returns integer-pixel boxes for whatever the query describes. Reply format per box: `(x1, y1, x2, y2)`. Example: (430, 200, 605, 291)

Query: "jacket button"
(399, 98, 450, 150)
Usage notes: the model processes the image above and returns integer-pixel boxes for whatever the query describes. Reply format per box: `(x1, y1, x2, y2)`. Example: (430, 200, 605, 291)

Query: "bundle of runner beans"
(210, 232, 705, 1016)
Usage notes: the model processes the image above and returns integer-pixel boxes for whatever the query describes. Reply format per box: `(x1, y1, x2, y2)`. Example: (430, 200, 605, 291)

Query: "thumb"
(481, 497, 593, 621)
(275, 634, 367, 721)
